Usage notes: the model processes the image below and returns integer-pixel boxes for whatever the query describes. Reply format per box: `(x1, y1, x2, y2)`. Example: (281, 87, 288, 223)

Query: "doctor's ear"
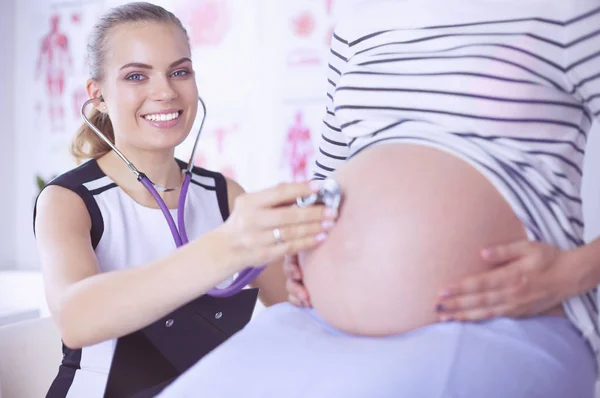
(85, 79, 106, 112)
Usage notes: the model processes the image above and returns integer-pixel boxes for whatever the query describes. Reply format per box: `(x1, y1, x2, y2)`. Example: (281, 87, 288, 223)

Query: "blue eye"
(126, 73, 145, 81)
(171, 69, 190, 78)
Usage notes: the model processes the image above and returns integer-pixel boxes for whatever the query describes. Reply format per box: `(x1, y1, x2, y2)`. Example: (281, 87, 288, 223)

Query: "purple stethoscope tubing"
(80, 96, 265, 298)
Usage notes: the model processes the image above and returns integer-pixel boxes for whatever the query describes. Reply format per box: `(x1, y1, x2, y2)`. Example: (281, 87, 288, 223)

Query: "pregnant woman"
(159, 2, 600, 397)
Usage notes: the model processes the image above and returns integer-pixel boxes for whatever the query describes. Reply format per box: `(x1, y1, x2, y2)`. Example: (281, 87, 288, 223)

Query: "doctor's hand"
(220, 181, 337, 271)
(434, 240, 577, 322)
(284, 254, 312, 308)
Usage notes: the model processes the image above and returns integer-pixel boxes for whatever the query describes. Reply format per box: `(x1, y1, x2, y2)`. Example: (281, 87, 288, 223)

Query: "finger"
(438, 263, 524, 298)
(283, 261, 302, 281)
(261, 222, 329, 247)
(283, 256, 302, 281)
(259, 205, 338, 229)
(286, 278, 309, 302)
(288, 294, 304, 308)
(481, 239, 533, 265)
(248, 181, 322, 208)
(270, 234, 327, 262)
(303, 296, 313, 308)
(436, 289, 508, 313)
(439, 304, 516, 322)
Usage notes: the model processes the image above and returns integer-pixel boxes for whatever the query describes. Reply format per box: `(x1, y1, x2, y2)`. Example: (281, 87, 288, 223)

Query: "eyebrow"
(119, 57, 192, 70)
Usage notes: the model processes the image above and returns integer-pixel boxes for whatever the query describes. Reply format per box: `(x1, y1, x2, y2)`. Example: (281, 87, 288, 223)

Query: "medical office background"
(0, 0, 357, 315)
(1, 0, 600, 321)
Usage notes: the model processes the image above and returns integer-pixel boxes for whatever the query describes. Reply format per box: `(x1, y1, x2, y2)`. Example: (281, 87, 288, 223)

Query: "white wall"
(0, 0, 17, 270)
(13, 0, 48, 270)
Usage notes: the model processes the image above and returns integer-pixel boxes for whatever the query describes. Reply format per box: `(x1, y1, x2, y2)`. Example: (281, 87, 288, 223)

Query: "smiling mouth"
(142, 110, 183, 122)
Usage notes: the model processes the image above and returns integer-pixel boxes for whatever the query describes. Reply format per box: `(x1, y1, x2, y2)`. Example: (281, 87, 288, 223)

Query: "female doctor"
(33, 2, 337, 397)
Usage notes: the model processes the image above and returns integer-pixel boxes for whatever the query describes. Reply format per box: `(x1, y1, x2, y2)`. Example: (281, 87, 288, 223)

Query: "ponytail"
(70, 106, 114, 163)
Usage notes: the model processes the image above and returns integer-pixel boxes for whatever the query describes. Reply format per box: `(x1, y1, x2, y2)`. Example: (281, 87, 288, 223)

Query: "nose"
(149, 76, 178, 101)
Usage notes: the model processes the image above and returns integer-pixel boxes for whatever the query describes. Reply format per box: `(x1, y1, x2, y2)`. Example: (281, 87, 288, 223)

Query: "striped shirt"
(313, 0, 600, 383)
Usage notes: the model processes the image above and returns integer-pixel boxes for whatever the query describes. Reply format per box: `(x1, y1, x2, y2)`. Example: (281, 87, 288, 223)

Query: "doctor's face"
(92, 22, 199, 154)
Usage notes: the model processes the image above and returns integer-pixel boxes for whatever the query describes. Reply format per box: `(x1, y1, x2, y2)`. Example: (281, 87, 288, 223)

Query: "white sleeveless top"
(37, 158, 234, 397)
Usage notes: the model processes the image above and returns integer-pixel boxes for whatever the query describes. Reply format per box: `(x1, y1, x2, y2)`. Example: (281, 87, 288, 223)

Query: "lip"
(140, 109, 183, 129)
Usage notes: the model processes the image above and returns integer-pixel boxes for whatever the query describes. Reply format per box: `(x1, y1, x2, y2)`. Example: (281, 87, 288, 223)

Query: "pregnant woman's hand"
(220, 181, 335, 272)
(284, 254, 312, 308)
(434, 240, 577, 321)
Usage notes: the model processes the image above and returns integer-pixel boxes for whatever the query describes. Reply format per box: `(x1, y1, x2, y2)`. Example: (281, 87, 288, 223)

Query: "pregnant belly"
(300, 144, 563, 337)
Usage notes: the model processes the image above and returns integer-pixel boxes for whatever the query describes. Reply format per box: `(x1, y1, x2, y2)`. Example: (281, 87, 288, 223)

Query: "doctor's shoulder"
(33, 159, 103, 239)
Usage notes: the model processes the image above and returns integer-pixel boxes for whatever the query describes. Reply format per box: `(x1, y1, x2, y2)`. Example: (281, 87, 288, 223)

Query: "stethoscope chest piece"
(296, 178, 342, 211)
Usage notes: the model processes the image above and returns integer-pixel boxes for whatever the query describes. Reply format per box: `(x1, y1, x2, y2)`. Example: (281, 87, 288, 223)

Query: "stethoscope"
(80, 97, 265, 298)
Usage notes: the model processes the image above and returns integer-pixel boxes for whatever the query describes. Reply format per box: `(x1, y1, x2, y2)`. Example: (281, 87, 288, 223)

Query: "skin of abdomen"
(300, 143, 529, 336)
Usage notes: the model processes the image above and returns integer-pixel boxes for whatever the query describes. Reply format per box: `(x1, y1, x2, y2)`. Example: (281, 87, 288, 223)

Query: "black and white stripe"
(313, 0, 600, 380)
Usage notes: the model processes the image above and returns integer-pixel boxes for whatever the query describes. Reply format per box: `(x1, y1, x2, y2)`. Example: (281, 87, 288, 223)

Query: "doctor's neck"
(103, 147, 183, 190)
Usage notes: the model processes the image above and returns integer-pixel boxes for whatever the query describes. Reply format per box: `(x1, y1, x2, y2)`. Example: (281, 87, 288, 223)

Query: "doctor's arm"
(35, 182, 328, 349)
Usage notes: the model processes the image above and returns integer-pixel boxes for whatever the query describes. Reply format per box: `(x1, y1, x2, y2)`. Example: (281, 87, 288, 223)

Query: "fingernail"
(440, 315, 454, 322)
(435, 303, 445, 312)
(315, 232, 328, 242)
(321, 220, 335, 230)
(309, 180, 323, 192)
(324, 208, 338, 219)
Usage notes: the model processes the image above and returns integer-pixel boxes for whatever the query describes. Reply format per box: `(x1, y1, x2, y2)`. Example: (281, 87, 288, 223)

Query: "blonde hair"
(72, 2, 189, 163)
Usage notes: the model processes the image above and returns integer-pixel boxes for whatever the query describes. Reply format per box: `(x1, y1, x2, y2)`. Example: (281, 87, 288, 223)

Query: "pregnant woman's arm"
(312, 26, 352, 180)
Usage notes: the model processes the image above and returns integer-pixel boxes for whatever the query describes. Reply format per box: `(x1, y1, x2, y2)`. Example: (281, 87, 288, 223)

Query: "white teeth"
(144, 112, 180, 122)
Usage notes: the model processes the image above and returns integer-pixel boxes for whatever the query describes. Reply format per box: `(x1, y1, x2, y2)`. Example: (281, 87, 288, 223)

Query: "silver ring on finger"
(273, 228, 284, 245)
